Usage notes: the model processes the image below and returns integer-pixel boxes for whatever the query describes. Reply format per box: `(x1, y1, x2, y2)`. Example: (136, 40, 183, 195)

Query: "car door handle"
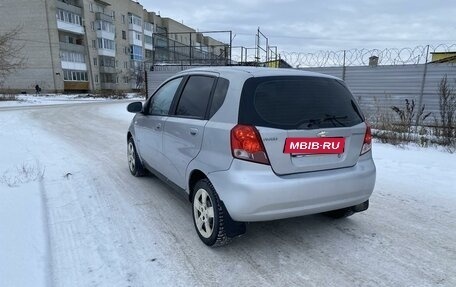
(155, 123, 162, 130)
(189, 128, 199, 136)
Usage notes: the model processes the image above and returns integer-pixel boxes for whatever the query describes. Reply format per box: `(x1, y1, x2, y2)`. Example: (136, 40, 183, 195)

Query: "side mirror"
(127, 102, 143, 113)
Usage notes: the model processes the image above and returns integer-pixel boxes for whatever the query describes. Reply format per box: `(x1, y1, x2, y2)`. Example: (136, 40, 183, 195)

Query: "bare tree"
(0, 26, 25, 86)
(128, 62, 144, 90)
(438, 75, 456, 148)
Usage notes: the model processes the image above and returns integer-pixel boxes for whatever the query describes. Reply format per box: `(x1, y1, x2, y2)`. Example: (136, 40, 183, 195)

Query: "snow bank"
(0, 94, 144, 108)
(0, 181, 50, 287)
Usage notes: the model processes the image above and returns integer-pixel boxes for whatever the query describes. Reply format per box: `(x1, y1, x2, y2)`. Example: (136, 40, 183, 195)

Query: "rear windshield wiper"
(323, 114, 348, 127)
(296, 115, 347, 129)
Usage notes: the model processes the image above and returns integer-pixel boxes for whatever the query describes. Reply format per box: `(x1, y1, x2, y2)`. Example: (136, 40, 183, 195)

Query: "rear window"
(239, 76, 364, 130)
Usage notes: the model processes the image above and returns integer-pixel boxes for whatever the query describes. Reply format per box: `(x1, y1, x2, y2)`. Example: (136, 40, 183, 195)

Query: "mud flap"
(220, 201, 246, 238)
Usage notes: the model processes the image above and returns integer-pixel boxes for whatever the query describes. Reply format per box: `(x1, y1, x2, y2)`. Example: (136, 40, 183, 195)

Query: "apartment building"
(0, 0, 229, 93)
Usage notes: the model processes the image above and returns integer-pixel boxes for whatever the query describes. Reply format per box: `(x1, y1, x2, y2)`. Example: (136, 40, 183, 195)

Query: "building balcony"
(64, 81, 89, 91)
(97, 48, 116, 57)
(57, 20, 84, 35)
(95, 12, 113, 23)
(56, 0, 82, 14)
(96, 30, 115, 41)
(59, 42, 85, 53)
(129, 23, 142, 33)
(145, 43, 153, 50)
(129, 31, 143, 46)
(99, 66, 117, 74)
(61, 61, 87, 71)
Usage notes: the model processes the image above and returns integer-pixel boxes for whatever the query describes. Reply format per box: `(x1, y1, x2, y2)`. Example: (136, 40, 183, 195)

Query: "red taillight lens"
(231, 125, 270, 164)
(360, 124, 372, 155)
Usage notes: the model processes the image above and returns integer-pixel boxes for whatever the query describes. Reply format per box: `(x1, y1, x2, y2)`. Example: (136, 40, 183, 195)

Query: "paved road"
(11, 102, 456, 287)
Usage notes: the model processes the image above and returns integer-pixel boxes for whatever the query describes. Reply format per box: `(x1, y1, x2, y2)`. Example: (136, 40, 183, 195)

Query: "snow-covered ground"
(0, 102, 455, 287)
(0, 93, 144, 108)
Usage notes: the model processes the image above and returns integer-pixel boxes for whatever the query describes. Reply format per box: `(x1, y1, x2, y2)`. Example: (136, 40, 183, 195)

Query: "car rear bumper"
(208, 157, 376, 222)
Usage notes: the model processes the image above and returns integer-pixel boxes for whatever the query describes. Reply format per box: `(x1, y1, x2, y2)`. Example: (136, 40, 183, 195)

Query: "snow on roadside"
(0, 181, 50, 287)
(0, 111, 61, 287)
(373, 141, 456, 200)
(0, 93, 144, 108)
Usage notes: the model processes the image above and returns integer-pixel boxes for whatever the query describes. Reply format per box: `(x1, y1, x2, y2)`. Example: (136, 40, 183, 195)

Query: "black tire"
(192, 179, 230, 247)
(127, 137, 145, 177)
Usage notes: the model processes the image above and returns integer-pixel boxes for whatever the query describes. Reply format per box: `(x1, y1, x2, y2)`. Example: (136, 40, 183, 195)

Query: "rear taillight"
(360, 123, 372, 155)
(230, 125, 270, 165)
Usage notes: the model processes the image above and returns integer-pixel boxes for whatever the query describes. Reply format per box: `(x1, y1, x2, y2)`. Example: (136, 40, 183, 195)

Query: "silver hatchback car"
(127, 67, 376, 246)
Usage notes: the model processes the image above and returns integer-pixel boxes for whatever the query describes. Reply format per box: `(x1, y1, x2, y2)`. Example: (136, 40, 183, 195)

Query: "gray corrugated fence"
(147, 63, 456, 124)
(300, 63, 456, 124)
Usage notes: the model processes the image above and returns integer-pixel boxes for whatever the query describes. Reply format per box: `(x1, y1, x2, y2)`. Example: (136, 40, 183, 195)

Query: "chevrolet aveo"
(126, 67, 376, 246)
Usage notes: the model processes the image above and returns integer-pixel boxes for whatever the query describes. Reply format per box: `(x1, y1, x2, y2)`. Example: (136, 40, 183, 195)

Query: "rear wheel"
(127, 138, 145, 177)
(192, 179, 230, 247)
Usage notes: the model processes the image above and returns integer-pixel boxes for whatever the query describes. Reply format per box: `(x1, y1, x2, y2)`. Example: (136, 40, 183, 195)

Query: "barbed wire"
(281, 44, 456, 67)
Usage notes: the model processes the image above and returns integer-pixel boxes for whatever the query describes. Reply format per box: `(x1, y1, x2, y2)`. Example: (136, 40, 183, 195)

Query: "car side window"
(209, 77, 229, 118)
(149, 77, 182, 115)
(175, 76, 215, 119)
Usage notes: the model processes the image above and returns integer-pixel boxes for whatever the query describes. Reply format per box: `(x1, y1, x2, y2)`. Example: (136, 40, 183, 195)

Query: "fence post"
(416, 45, 430, 126)
(144, 69, 148, 100)
(342, 50, 346, 80)
(189, 32, 192, 66)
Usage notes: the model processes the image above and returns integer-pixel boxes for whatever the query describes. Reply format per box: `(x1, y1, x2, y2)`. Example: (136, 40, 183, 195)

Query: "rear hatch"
(238, 76, 366, 175)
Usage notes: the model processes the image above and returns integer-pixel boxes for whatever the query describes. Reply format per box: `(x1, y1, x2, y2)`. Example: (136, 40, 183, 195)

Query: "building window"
(145, 49, 153, 59)
(96, 20, 115, 33)
(129, 14, 142, 26)
(92, 40, 96, 48)
(144, 22, 153, 32)
(63, 70, 88, 81)
(111, 11, 115, 19)
(124, 61, 128, 68)
(144, 35, 152, 45)
(93, 58, 97, 65)
(89, 3, 93, 12)
(135, 33, 141, 41)
(90, 21, 95, 31)
(99, 56, 115, 68)
(61, 51, 85, 63)
(130, 45, 143, 61)
(122, 14, 126, 24)
(122, 30, 126, 40)
(95, 4, 104, 13)
(97, 38, 115, 50)
(95, 75, 99, 83)
(56, 9, 83, 26)
(100, 73, 116, 83)
(124, 47, 128, 54)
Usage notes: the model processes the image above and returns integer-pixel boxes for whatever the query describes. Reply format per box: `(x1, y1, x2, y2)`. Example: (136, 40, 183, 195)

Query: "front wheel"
(127, 138, 145, 177)
(192, 179, 230, 247)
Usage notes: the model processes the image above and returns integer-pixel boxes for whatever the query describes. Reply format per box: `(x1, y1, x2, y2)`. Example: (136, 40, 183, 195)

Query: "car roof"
(176, 66, 340, 80)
